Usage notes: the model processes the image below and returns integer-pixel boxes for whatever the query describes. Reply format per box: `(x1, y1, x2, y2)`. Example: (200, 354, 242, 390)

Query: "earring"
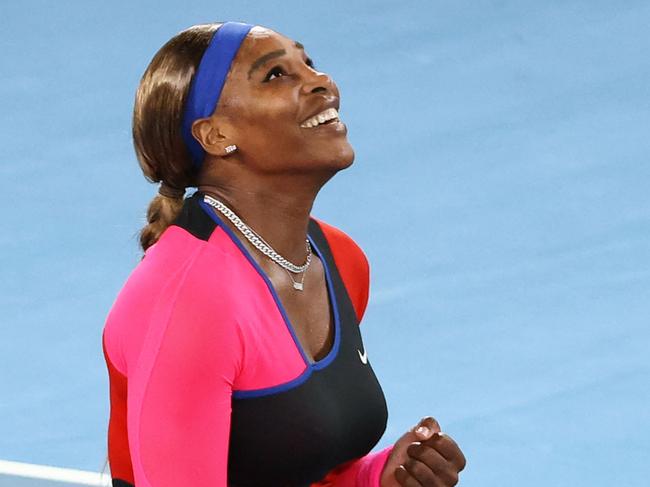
(225, 144, 237, 154)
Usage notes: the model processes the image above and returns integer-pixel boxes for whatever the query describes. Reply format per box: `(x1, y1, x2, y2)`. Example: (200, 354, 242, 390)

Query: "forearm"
(311, 444, 395, 487)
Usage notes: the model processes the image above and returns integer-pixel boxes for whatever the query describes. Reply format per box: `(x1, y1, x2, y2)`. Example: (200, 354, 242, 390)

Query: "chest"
(224, 220, 389, 486)
(227, 266, 388, 487)
(269, 257, 335, 364)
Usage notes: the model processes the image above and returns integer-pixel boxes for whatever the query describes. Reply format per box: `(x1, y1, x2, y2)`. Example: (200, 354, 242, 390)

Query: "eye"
(306, 57, 317, 69)
(264, 66, 286, 82)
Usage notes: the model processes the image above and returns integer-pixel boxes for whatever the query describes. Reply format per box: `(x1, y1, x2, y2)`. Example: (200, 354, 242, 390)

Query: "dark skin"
(190, 26, 466, 486)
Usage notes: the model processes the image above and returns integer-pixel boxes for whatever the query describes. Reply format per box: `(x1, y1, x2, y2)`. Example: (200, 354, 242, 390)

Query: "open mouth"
(300, 107, 341, 128)
(315, 118, 339, 127)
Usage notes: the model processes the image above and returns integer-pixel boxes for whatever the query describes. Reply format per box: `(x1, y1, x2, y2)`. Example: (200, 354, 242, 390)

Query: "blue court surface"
(1, 1, 649, 486)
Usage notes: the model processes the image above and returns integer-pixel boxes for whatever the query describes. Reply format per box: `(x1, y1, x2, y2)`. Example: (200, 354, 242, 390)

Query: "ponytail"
(131, 23, 222, 253)
(139, 193, 186, 253)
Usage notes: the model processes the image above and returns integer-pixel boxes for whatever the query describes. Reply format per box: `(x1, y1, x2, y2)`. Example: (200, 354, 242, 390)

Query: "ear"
(190, 117, 235, 157)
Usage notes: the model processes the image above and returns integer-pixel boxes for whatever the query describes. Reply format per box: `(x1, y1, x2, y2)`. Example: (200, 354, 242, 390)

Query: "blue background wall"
(1, 1, 649, 485)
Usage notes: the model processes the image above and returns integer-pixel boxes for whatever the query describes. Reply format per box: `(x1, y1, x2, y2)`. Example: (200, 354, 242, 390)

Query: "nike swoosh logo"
(357, 347, 368, 364)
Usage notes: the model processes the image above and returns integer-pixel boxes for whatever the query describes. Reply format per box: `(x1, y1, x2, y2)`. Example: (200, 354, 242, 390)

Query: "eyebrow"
(247, 41, 305, 79)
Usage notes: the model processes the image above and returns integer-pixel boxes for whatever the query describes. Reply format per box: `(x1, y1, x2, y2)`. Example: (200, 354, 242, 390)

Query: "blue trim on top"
(197, 197, 341, 399)
(307, 235, 342, 371)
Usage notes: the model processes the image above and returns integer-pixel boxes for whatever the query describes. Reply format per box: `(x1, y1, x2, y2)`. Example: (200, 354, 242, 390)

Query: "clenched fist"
(380, 417, 466, 486)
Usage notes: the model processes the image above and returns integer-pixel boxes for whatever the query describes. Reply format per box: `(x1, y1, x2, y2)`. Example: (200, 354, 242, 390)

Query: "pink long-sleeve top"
(102, 190, 394, 486)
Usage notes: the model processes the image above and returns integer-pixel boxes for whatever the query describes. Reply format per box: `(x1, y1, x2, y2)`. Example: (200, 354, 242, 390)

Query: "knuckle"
(406, 441, 424, 458)
(437, 465, 459, 486)
(450, 447, 466, 472)
(425, 451, 446, 473)
(394, 465, 407, 483)
(408, 478, 421, 487)
(448, 470, 459, 486)
(403, 458, 418, 472)
(403, 459, 431, 486)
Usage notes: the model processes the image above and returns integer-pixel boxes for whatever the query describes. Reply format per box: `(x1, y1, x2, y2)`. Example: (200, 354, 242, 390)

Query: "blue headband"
(182, 21, 254, 169)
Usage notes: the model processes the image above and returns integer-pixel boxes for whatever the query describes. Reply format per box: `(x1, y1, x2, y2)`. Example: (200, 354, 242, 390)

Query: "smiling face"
(193, 26, 355, 176)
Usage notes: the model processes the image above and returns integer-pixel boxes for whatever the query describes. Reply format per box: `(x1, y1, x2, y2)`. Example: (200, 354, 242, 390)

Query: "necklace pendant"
(293, 281, 304, 291)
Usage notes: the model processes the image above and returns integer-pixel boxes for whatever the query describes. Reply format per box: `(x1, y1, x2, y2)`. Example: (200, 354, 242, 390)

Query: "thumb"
(381, 416, 443, 485)
(410, 416, 441, 441)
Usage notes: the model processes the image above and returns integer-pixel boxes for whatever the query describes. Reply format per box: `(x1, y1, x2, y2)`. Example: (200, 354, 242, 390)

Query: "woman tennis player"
(101, 21, 466, 487)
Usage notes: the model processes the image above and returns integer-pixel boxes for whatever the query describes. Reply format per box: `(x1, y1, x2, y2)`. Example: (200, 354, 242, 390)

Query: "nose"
(301, 69, 335, 95)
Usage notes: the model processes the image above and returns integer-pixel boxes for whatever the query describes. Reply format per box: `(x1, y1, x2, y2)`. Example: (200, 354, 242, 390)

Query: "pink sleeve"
(128, 258, 243, 487)
(311, 444, 395, 487)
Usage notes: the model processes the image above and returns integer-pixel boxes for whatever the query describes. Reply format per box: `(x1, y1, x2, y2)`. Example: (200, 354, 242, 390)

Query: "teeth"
(300, 107, 339, 128)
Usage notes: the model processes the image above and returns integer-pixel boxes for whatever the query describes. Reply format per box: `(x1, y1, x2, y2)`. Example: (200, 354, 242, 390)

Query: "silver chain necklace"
(202, 194, 312, 291)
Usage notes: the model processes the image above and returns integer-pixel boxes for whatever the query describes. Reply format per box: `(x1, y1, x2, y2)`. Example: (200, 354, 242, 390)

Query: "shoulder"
(103, 228, 242, 372)
(310, 217, 371, 324)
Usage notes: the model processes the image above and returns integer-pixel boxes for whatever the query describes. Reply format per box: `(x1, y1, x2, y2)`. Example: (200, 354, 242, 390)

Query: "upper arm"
(128, 263, 243, 486)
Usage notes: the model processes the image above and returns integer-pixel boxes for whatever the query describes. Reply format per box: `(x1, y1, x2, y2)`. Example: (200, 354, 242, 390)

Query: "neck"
(198, 173, 328, 265)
